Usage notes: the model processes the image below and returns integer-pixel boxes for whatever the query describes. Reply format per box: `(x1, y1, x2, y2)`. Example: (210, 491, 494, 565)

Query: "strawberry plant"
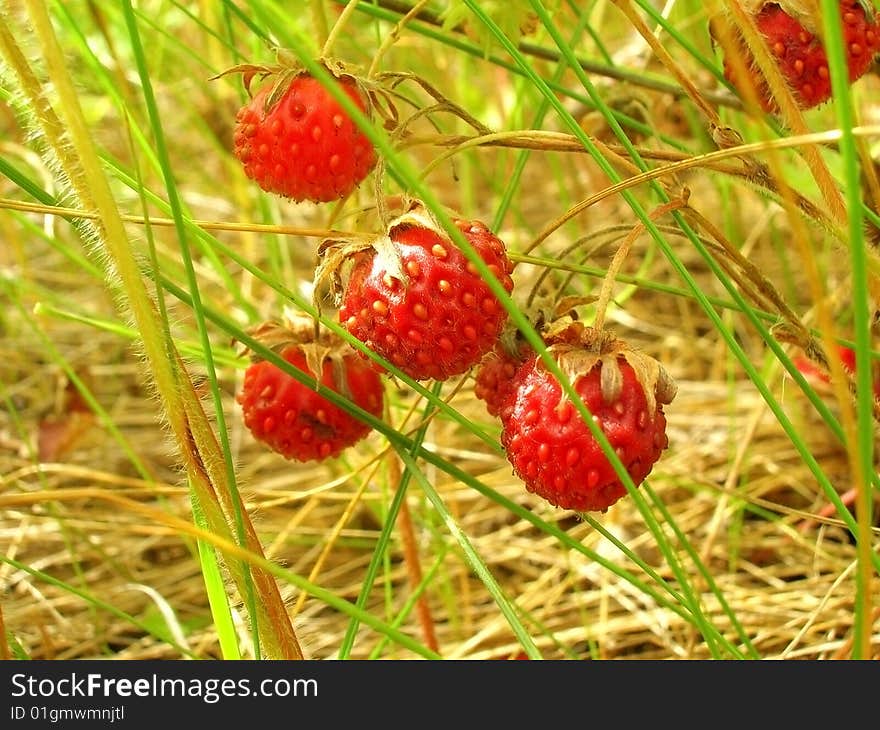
(2, 0, 879, 665)
(500, 320, 677, 513)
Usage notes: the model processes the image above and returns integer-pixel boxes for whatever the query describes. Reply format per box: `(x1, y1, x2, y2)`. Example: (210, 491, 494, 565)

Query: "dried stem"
(610, 0, 723, 128)
(387, 455, 439, 654)
(592, 194, 690, 331)
(684, 205, 808, 339)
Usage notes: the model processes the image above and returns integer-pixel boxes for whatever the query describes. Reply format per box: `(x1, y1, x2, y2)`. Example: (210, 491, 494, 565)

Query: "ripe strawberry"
(236, 320, 384, 462)
(500, 322, 677, 513)
(716, 0, 880, 111)
(793, 343, 880, 398)
(323, 202, 515, 381)
(474, 339, 532, 418)
(233, 68, 377, 203)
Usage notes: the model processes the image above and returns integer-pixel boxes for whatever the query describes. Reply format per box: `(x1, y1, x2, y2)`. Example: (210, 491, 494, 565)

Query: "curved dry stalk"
(377, 71, 494, 135)
(519, 126, 880, 259)
(398, 129, 865, 234)
(683, 205, 809, 341)
(593, 194, 691, 331)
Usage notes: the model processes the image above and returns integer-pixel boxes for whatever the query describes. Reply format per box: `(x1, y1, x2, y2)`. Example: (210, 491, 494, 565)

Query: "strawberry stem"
(592, 195, 689, 331)
(367, 0, 433, 78)
(311, 0, 330, 50)
(321, 0, 360, 59)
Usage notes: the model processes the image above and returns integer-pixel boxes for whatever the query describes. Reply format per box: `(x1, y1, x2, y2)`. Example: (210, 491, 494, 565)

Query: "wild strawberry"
(320, 202, 515, 381)
(715, 0, 880, 111)
(474, 339, 532, 418)
(793, 343, 880, 398)
(232, 67, 377, 203)
(236, 319, 384, 462)
(500, 321, 677, 513)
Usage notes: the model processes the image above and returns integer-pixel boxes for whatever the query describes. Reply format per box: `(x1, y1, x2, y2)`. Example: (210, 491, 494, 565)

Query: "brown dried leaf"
(38, 414, 94, 462)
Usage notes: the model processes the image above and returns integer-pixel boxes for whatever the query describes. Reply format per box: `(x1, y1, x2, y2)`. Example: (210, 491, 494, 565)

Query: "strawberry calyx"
(215, 57, 372, 116)
(239, 315, 362, 401)
(539, 318, 678, 418)
(315, 199, 470, 309)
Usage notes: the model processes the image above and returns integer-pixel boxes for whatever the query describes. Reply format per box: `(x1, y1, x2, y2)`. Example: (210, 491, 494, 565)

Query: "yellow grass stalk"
(0, 0, 302, 659)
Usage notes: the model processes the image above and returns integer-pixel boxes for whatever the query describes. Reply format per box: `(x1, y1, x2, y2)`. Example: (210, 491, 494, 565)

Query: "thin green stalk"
(338, 382, 442, 659)
(500, 0, 876, 561)
(1, 556, 201, 660)
(343, 0, 693, 151)
(492, 1, 591, 230)
(367, 546, 449, 660)
(392, 445, 542, 659)
(627, 0, 726, 84)
(33, 301, 242, 367)
(821, 0, 875, 660)
(192, 490, 242, 660)
(642, 483, 760, 659)
(158, 271, 732, 639)
(120, 0, 263, 660)
(469, 0, 722, 633)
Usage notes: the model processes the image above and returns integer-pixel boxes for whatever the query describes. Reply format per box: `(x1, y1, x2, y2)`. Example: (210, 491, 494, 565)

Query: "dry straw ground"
(1, 0, 879, 660)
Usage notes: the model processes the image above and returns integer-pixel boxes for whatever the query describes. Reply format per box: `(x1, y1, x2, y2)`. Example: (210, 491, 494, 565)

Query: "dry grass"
(2, 200, 872, 660)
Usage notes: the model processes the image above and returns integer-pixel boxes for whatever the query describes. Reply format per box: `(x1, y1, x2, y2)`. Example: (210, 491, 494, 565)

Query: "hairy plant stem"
(8, 0, 302, 659)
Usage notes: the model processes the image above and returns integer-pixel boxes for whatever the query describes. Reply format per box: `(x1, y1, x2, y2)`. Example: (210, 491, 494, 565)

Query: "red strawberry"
(500, 322, 677, 513)
(323, 202, 515, 381)
(474, 339, 532, 418)
(233, 69, 377, 203)
(793, 343, 880, 398)
(716, 1, 880, 111)
(236, 320, 384, 462)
